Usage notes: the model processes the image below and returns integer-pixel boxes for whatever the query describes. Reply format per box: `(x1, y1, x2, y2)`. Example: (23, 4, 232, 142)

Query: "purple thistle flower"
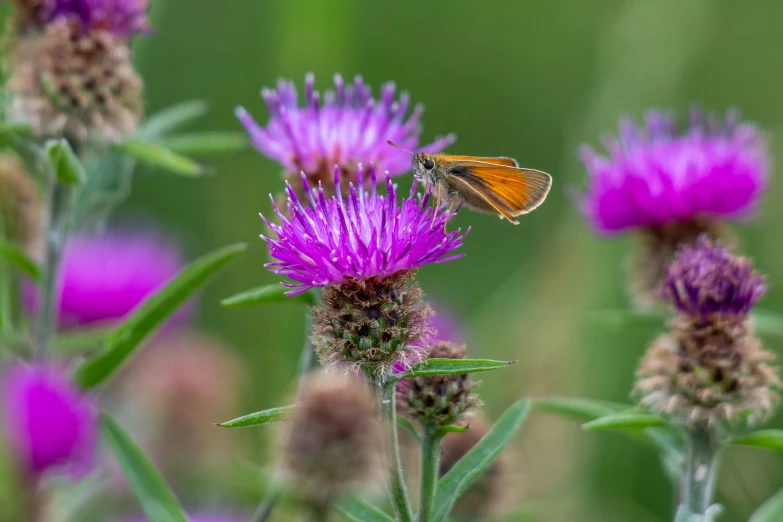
(237, 73, 455, 184)
(1, 363, 98, 479)
(19, 0, 151, 38)
(23, 230, 187, 329)
(578, 108, 768, 234)
(262, 164, 467, 296)
(661, 236, 766, 321)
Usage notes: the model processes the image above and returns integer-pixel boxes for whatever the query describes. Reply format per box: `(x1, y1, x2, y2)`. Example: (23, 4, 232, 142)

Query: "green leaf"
(159, 132, 248, 155)
(731, 430, 783, 452)
(0, 239, 41, 281)
(113, 140, 204, 176)
(221, 284, 316, 308)
(392, 358, 515, 381)
(750, 486, 783, 522)
(435, 425, 470, 438)
(54, 326, 112, 354)
(101, 414, 188, 522)
(753, 309, 783, 337)
(336, 496, 395, 522)
(535, 397, 632, 422)
(582, 413, 667, 431)
(591, 308, 667, 329)
(0, 122, 31, 136)
(217, 405, 295, 428)
(76, 243, 246, 389)
(397, 416, 420, 443)
(46, 139, 86, 185)
(432, 399, 531, 522)
(139, 100, 208, 139)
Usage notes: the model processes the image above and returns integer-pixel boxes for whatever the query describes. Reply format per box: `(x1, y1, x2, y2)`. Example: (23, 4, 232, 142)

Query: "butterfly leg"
(442, 193, 461, 233)
(430, 182, 441, 230)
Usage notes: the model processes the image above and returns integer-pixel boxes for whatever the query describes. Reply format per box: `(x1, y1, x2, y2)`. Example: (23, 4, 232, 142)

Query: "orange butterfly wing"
(445, 159, 552, 223)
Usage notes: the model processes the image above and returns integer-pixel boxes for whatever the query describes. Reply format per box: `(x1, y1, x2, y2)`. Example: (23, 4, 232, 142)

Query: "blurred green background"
(121, 0, 783, 520)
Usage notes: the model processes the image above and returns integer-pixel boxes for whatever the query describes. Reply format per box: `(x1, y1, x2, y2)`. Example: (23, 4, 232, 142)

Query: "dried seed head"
(440, 419, 509, 521)
(313, 271, 433, 377)
(280, 372, 384, 506)
(396, 342, 480, 427)
(0, 154, 41, 246)
(9, 19, 143, 143)
(628, 217, 728, 310)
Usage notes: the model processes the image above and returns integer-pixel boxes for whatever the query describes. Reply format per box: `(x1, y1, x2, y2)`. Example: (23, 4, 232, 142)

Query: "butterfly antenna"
(386, 140, 414, 155)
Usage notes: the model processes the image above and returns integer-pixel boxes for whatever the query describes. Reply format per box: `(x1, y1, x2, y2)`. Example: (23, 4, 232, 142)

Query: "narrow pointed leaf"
(0, 239, 41, 281)
(753, 309, 783, 337)
(397, 416, 420, 442)
(731, 430, 783, 452)
(750, 486, 783, 522)
(535, 397, 632, 421)
(76, 243, 246, 388)
(139, 100, 208, 139)
(113, 140, 204, 176)
(221, 284, 316, 308)
(435, 424, 469, 437)
(0, 122, 32, 136)
(336, 496, 395, 522)
(159, 132, 248, 155)
(432, 399, 531, 522)
(102, 414, 188, 522)
(583, 413, 666, 431)
(392, 358, 515, 381)
(46, 139, 86, 185)
(54, 326, 112, 354)
(217, 405, 295, 428)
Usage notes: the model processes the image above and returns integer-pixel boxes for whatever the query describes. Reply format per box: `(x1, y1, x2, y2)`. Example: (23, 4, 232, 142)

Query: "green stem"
(35, 180, 76, 361)
(380, 379, 414, 522)
(679, 425, 720, 517)
(418, 426, 441, 522)
(250, 486, 280, 522)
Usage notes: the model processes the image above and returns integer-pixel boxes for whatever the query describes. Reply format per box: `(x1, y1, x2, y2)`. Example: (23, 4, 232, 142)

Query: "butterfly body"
(409, 151, 552, 225)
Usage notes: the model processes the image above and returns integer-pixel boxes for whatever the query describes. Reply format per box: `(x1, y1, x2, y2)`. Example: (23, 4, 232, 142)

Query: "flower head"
(24, 230, 186, 329)
(662, 236, 766, 322)
(9, 18, 144, 142)
(578, 108, 768, 234)
(1, 363, 98, 478)
(635, 239, 779, 426)
(396, 342, 480, 427)
(262, 164, 467, 296)
(280, 372, 384, 506)
(237, 73, 455, 191)
(14, 0, 151, 39)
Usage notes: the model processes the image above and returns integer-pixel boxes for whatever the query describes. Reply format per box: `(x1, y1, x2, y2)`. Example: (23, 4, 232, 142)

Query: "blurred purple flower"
(1, 363, 98, 479)
(237, 73, 455, 182)
(19, 0, 151, 38)
(661, 236, 766, 321)
(262, 164, 467, 295)
(428, 302, 464, 345)
(578, 108, 768, 234)
(24, 231, 186, 329)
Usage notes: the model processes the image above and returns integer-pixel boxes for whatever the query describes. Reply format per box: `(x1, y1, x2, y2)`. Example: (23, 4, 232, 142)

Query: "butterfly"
(388, 141, 552, 225)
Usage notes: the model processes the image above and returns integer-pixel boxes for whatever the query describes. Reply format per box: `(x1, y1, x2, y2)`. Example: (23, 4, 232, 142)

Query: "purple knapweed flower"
(237, 74, 455, 185)
(262, 164, 467, 296)
(17, 0, 151, 38)
(578, 108, 768, 234)
(1, 363, 98, 479)
(661, 236, 766, 322)
(24, 231, 186, 329)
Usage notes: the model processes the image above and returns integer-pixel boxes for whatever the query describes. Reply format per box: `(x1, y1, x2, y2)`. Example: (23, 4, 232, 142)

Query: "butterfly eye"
(423, 158, 435, 170)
